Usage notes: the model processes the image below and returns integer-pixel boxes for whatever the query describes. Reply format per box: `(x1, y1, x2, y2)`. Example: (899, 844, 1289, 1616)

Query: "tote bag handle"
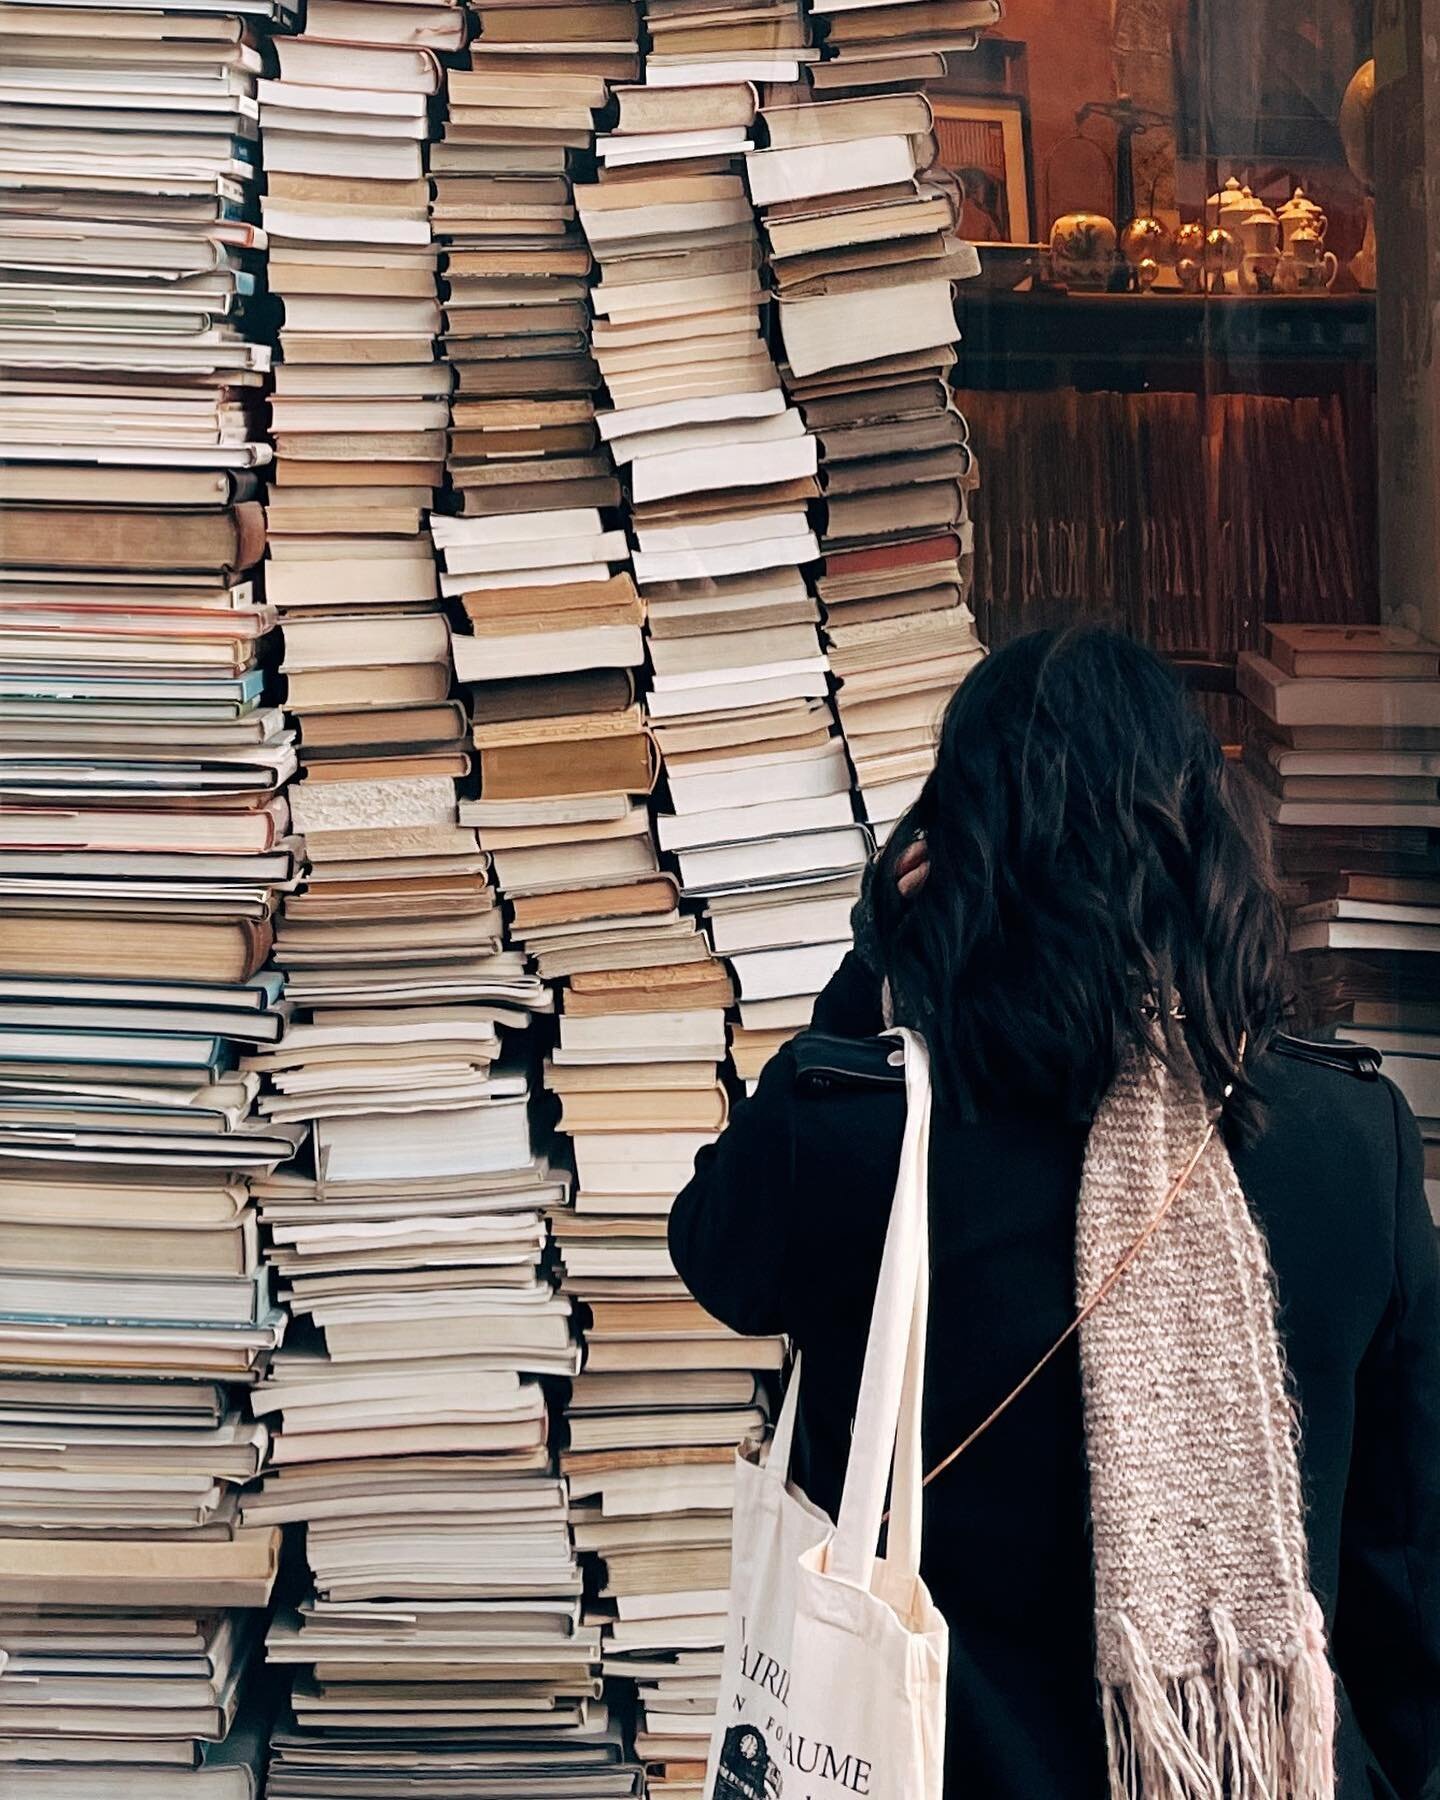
(767, 1350, 803, 1478)
(828, 1028, 933, 1590)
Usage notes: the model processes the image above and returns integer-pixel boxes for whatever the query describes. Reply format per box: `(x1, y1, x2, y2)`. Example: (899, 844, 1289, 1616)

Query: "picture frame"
(928, 94, 1034, 244)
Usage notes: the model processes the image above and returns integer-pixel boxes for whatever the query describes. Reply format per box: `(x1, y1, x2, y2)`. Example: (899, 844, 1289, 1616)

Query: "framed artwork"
(929, 95, 1033, 244)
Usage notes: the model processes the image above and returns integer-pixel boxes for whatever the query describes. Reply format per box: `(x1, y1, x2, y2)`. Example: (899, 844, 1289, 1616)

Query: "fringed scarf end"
(1100, 1609, 1337, 1800)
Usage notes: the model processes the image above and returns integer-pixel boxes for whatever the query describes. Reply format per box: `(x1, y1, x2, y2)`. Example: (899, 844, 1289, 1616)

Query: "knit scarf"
(1077, 1047, 1337, 1800)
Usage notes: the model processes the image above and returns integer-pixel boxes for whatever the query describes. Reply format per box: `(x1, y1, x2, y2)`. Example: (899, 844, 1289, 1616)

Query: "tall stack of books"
(420, 3, 665, 1792)
(0, 1, 292, 1783)
(1238, 623, 1440, 1222)
(747, 1, 999, 836)
(556, 27, 808, 1790)
(440, 527, 662, 1795)
(584, 47, 867, 1097)
(252, 542, 613, 1774)
(254, 0, 491, 1396)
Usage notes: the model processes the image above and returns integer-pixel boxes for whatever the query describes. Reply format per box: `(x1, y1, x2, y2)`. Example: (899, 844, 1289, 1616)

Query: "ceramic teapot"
(1278, 186, 1328, 251)
(1207, 177, 1266, 233)
(1285, 225, 1339, 290)
(1239, 206, 1281, 257)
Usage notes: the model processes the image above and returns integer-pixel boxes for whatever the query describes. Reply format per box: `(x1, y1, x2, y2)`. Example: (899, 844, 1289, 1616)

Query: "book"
(1238, 651, 1440, 728)
(1264, 622, 1440, 680)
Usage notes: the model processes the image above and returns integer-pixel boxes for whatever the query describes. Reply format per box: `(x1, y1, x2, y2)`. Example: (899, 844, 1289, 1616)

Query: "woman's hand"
(896, 834, 930, 899)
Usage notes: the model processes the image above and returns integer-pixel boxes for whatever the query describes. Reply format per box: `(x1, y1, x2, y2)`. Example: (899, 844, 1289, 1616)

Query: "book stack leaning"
(751, 0, 1001, 837)
(586, 5, 869, 1110)
(0, 0, 293, 1784)
(1237, 621, 1440, 1227)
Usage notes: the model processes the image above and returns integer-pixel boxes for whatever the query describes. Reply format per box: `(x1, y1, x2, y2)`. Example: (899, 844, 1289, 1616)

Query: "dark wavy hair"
(860, 627, 1288, 1132)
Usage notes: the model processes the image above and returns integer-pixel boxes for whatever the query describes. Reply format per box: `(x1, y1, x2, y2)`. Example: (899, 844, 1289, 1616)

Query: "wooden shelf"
(954, 289, 1376, 393)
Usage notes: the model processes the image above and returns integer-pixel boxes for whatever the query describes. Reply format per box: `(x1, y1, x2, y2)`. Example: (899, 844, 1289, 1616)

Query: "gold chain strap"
(909, 1117, 1217, 1501)
(879, 1042, 1242, 1520)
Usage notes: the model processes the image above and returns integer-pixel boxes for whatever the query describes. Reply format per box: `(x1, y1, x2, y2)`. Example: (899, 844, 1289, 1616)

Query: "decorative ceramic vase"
(1176, 256, 1204, 294)
(1239, 207, 1281, 258)
(1049, 212, 1118, 290)
(1207, 176, 1266, 235)
(1136, 257, 1162, 292)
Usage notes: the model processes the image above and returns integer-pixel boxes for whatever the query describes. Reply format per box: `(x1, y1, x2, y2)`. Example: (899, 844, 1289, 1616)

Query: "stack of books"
(584, 50, 867, 1095)
(0, 1530, 281, 1798)
(553, 29, 812, 1788)
(435, 0, 637, 524)
(642, 0, 815, 85)
(258, 0, 485, 1162)
(246, 1084, 626, 1793)
(0, 5, 294, 1770)
(439, 561, 662, 1798)
(748, 6, 998, 835)
(254, 571, 607, 1775)
(563, 1316, 782, 1791)
(0, 0, 278, 523)
(805, 0, 1001, 85)
(1238, 622, 1440, 1214)
(268, 608, 507, 1042)
(257, 0, 453, 613)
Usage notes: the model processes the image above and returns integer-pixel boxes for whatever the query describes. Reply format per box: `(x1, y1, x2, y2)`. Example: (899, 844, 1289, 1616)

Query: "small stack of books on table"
(1238, 621, 1440, 1223)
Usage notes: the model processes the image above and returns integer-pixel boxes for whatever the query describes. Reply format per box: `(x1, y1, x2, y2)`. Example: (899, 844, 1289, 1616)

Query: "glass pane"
(1, 0, 1434, 1796)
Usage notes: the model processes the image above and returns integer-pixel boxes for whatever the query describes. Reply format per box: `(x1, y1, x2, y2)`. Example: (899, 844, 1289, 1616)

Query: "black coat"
(669, 954, 1440, 1800)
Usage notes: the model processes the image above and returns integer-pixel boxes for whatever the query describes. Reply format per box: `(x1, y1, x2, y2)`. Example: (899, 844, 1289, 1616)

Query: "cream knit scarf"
(1077, 1047, 1337, 1800)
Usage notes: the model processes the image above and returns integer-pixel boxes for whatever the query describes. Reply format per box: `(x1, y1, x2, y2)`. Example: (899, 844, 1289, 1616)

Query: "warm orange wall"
(1003, 0, 1120, 231)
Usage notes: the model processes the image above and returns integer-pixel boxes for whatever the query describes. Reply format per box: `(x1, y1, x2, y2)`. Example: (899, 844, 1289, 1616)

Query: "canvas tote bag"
(705, 1027, 947, 1800)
